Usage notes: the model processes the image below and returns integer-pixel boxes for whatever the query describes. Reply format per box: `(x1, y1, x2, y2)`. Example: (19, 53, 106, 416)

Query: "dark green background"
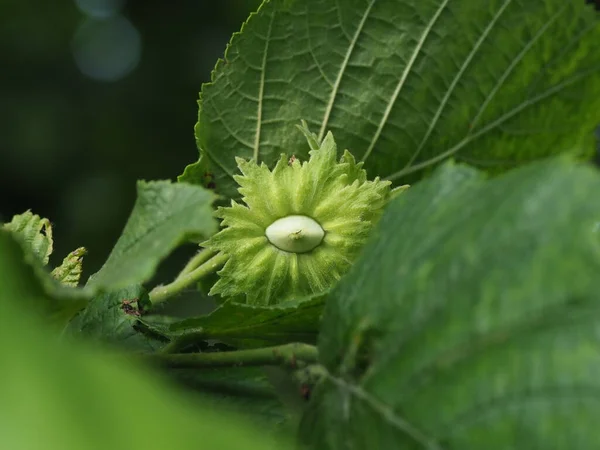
(0, 0, 260, 280)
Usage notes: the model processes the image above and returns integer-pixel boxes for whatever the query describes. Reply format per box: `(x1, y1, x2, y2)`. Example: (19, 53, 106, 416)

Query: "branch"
(148, 252, 227, 305)
(151, 343, 319, 370)
(177, 248, 217, 278)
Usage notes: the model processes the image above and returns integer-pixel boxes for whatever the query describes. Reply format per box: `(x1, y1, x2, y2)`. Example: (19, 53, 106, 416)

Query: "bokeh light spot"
(72, 16, 142, 82)
(75, 0, 125, 19)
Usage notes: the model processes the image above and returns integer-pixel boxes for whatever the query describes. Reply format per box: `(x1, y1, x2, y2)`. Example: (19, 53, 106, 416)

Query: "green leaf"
(302, 157, 600, 449)
(186, 0, 600, 198)
(4, 212, 88, 288)
(0, 230, 88, 327)
(178, 153, 217, 189)
(3, 210, 53, 264)
(51, 247, 86, 287)
(88, 180, 217, 291)
(168, 294, 326, 349)
(0, 238, 290, 450)
(65, 290, 298, 429)
(171, 366, 293, 430)
(66, 285, 167, 352)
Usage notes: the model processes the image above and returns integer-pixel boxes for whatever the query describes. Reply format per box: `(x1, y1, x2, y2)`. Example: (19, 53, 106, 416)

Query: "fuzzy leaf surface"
(302, 158, 600, 449)
(89, 180, 217, 291)
(185, 0, 600, 198)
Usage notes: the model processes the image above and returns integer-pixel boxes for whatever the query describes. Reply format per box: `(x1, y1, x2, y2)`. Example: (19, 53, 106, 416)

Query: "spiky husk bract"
(204, 128, 402, 305)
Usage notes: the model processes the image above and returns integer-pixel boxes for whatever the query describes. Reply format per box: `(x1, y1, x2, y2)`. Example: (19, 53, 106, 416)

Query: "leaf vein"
(403, 0, 513, 170)
(325, 372, 445, 450)
(468, 4, 565, 132)
(361, 0, 450, 163)
(318, 0, 377, 142)
(385, 65, 600, 181)
(254, 11, 275, 162)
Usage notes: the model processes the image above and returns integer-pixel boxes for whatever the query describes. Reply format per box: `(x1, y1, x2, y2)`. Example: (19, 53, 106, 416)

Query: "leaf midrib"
(325, 371, 444, 450)
(253, 11, 275, 162)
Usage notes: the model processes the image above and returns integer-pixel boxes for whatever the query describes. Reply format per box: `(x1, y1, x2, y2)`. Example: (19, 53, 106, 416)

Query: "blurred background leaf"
(0, 0, 261, 283)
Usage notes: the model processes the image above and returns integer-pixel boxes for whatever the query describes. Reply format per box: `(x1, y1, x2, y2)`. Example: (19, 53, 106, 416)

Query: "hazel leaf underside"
(184, 0, 600, 200)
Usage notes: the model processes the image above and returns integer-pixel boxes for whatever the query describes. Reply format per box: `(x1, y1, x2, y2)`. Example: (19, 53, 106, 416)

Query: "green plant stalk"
(149, 253, 228, 305)
(152, 343, 319, 369)
(160, 328, 317, 354)
(159, 333, 204, 354)
(177, 248, 217, 278)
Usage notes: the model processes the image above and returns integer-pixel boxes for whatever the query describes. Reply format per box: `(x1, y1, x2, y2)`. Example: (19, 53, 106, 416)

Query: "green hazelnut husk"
(203, 125, 406, 305)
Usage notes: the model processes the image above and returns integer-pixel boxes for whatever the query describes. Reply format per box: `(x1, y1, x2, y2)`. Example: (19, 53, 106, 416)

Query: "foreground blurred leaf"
(88, 180, 217, 291)
(0, 230, 88, 326)
(0, 231, 290, 450)
(169, 294, 326, 349)
(302, 158, 600, 449)
(184, 0, 600, 199)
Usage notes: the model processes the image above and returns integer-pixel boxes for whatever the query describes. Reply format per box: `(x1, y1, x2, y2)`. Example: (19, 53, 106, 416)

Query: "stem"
(148, 253, 228, 305)
(178, 248, 217, 278)
(151, 343, 319, 369)
(161, 330, 316, 354)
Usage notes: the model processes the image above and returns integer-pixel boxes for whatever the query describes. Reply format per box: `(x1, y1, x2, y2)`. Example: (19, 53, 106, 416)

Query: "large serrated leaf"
(168, 293, 326, 349)
(301, 157, 600, 449)
(0, 235, 291, 450)
(88, 180, 217, 291)
(183, 0, 600, 199)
